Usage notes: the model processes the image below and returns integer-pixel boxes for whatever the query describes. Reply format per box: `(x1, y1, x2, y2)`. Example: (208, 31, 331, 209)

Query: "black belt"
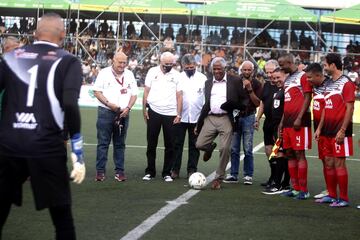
(209, 113, 228, 117)
(239, 110, 256, 117)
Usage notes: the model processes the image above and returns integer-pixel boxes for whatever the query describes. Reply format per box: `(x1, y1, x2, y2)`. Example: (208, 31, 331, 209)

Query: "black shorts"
(263, 120, 277, 146)
(0, 155, 71, 210)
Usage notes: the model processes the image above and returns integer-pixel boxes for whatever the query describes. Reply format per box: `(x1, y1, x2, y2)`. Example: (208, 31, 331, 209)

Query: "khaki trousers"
(196, 115, 233, 179)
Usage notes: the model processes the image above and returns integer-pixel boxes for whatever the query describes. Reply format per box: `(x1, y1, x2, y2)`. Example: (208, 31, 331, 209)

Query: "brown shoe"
(211, 178, 221, 190)
(203, 142, 217, 162)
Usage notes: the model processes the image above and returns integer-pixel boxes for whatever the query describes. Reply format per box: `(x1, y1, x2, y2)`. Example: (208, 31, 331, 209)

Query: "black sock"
(280, 158, 290, 188)
(268, 161, 274, 185)
(49, 205, 76, 240)
(271, 158, 283, 188)
(0, 200, 12, 240)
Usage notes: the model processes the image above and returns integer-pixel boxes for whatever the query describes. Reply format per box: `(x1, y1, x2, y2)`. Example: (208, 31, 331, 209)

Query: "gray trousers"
(196, 115, 233, 179)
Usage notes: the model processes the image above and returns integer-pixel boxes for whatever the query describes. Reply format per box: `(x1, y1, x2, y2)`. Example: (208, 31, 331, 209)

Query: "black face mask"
(184, 69, 196, 78)
(163, 65, 173, 73)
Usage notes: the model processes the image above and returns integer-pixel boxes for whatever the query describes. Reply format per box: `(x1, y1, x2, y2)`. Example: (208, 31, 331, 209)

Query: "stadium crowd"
(1, 16, 359, 89)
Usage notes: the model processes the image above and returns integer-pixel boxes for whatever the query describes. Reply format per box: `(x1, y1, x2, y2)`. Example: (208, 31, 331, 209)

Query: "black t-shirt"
(0, 43, 82, 157)
(261, 81, 279, 120)
(271, 88, 284, 127)
(241, 76, 263, 114)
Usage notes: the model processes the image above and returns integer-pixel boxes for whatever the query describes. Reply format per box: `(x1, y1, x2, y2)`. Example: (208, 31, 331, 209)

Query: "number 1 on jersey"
(27, 65, 38, 107)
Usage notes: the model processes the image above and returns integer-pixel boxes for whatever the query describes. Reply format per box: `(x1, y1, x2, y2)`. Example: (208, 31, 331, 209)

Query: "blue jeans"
(230, 114, 255, 178)
(96, 107, 129, 174)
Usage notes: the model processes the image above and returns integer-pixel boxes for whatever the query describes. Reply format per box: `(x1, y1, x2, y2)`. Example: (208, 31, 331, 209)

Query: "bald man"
(0, 13, 84, 239)
(93, 50, 138, 182)
(224, 60, 262, 185)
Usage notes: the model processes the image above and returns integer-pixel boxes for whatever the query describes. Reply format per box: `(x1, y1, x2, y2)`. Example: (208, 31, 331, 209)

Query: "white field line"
(83, 143, 360, 162)
(119, 142, 264, 240)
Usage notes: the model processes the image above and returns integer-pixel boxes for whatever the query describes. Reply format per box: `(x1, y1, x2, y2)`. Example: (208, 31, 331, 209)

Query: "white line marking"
(119, 142, 264, 240)
(83, 143, 360, 161)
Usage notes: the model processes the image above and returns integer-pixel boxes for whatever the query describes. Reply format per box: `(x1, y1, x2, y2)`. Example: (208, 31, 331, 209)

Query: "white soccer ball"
(188, 172, 207, 190)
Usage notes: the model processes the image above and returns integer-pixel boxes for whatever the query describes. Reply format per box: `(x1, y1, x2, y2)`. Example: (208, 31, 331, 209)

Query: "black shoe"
(260, 179, 273, 188)
(262, 186, 284, 195)
(203, 142, 217, 162)
(260, 181, 270, 187)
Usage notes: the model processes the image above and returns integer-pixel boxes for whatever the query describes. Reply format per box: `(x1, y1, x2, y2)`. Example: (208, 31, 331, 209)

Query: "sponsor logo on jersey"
(273, 99, 280, 108)
(313, 100, 320, 111)
(325, 99, 333, 109)
(14, 49, 38, 59)
(13, 112, 38, 130)
(284, 92, 291, 102)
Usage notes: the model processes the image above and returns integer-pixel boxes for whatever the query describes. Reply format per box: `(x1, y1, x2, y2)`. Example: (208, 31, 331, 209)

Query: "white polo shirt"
(145, 66, 182, 116)
(93, 66, 139, 110)
(179, 71, 206, 123)
(210, 74, 227, 114)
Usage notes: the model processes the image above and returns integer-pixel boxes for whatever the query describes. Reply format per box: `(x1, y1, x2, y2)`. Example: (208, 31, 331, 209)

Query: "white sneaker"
(163, 175, 173, 182)
(243, 176, 253, 185)
(142, 174, 152, 181)
(313, 190, 328, 199)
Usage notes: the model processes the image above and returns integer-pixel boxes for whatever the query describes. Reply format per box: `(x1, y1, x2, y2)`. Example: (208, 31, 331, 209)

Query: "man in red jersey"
(319, 53, 355, 207)
(304, 63, 330, 200)
(278, 53, 312, 200)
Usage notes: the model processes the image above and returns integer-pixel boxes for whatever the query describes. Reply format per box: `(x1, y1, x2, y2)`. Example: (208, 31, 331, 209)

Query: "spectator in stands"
(220, 26, 229, 44)
(1, 36, 20, 53)
(69, 18, 77, 34)
(128, 55, 138, 71)
(150, 21, 160, 39)
(19, 17, 28, 34)
(280, 30, 288, 48)
(163, 36, 174, 51)
(192, 25, 201, 37)
(79, 19, 87, 32)
(165, 24, 174, 40)
(257, 56, 266, 71)
(179, 23, 187, 37)
(99, 20, 109, 35)
(126, 21, 136, 39)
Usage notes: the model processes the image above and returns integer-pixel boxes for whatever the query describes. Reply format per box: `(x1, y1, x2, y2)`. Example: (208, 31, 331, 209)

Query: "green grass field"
(3, 108, 360, 240)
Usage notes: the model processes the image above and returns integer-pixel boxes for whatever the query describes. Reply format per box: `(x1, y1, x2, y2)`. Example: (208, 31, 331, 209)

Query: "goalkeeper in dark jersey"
(0, 13, 85, 240)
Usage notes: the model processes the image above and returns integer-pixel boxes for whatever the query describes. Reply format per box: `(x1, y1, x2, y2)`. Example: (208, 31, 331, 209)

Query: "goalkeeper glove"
(70, 133, 86, 184)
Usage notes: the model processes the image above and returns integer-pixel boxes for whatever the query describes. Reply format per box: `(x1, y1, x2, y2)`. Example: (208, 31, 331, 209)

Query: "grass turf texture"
(3, 108, 360, 239)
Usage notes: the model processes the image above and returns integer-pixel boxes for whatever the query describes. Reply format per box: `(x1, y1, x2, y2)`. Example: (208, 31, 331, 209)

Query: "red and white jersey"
(283, 71, 312, 128)
(312, 78, 329, 131)
(322, 75, 355, 137)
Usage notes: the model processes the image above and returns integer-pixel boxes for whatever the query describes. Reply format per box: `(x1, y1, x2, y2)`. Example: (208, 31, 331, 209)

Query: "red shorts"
(322, 136, 353, 158)
(317, 136, 325, 160)
(282, 127, 312, 151)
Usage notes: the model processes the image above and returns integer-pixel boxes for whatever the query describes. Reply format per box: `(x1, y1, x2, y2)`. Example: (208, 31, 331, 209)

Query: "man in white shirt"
(142, 52, 183, 182)
(171, 54, 206, 179)
(93, 51, 138, 182)
(196, 57, 247, 189)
